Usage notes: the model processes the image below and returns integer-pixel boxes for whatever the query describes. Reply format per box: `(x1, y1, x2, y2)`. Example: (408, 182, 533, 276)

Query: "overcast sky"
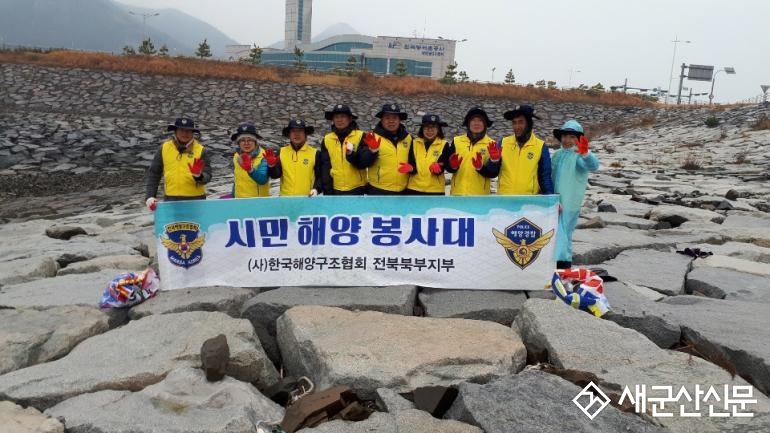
(118, 0, 769, 103)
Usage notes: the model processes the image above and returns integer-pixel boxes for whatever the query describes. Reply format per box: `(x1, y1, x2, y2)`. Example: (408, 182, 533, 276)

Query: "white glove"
(344, 141, 354, 155)
(308, 189, 318, 197)
(146, 197, 158, 211)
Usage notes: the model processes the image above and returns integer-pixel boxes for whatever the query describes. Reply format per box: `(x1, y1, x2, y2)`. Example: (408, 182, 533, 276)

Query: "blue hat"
(553, 120, 584, 140)
(462, 107, 493, 128)
(282, 119, 315, 137)
(167, 117, 200, 134)
(375, 103, 408, 120)
(230, 123, 263, 141)
(325, 104, 358, 120)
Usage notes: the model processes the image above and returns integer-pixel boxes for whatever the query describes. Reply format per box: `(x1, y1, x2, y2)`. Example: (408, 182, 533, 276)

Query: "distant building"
(284, 0, 312, 50)
(224, 0, 457, 79)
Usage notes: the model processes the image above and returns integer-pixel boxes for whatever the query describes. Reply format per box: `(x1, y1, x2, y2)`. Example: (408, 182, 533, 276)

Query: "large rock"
(600, 249, 692, 296)
(418, 288, 527, 325)
(602, 281, 681, 349)
(692, 254, 770, 277)
(659, 296, 770, 397)
(277, 306, 526, 399)
(720, 213, 770, 246)
(0, 306, 109, 375)
(241, 286, 417, 365)
(445, 370, 665, 433)
(45, 368, 284, 433)
(375, 388, 415, 413)
(296, 410, 482, 433)
(514, 298, 770, 433)
(571, 228, 672, 265)
(129, 287, 257, 319)
(56, 254, 150, 276)
(646, 204, 726, 226)
(0, 311, 279, 410)
(686, 266, 770, 301)
(0, 400, 63, 433)
(0, 269, 126, 308)
(581, 212, 658, 230)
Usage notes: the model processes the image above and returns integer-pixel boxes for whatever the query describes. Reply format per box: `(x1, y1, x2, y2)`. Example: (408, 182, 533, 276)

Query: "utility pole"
(676, 63, 687, 105)
(129, 11, 160, 41)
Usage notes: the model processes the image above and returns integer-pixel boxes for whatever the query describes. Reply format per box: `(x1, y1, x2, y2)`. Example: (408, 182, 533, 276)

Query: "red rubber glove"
(344, 141, 354, 155)
(472, 152, 483, 170)
(398, 162, 414, 174)
(264, 149, 279, 168)
(237, 152, 253, 172)
(577, 135, 589, 155)
(145, 197, 157, 212)
(487, 141, 501, 162)
(363, 131, 381, 151)
(448, 153, 463, 170)
(429, 162, 443, 175)
(188, 158, 204, 177)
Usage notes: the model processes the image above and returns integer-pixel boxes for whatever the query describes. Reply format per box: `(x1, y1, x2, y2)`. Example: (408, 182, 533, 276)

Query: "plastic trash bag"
(550, 268, 611, 317)
(99, 268, 160, 308)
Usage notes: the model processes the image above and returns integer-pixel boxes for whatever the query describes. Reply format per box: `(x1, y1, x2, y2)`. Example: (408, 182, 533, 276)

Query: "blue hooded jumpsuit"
(551, 120, 599, 264)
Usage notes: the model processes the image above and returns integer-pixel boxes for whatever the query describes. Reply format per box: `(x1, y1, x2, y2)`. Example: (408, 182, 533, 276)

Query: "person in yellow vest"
(230, 123, 270, 198)
(357, 103, 413, 195)
(446, 107, 498, 196)
(266, 119, 322, 196)
(145, 117, 212, 211)
(319, 104, 371, 195)
(405, 114, 451, 195)
(483, 104, 553, 195)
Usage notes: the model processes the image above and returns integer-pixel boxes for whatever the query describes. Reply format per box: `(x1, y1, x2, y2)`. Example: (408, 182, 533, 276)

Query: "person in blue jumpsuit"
(551, 120, 599, 269)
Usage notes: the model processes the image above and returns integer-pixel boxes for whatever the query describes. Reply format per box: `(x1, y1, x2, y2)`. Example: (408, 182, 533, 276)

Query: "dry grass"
(0, 50, 656, 106)
(734, 150, 750, 164)
(681, 152, 703, 170)
(752, 115, 770, 130)
(587, 113, 658, 140)
(608, 161, 623, 168)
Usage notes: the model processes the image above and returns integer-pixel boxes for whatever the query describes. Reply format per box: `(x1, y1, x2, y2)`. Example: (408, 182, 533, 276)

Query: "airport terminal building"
(225, 0, 457, 79)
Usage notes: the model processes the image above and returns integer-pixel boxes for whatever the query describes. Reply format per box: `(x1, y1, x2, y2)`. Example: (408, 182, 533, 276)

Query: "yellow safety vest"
(449, 134, 494, 196)
(323, 130, 367, 192)
(407, 137, 447, 193)
(368, 132, 412, 192)
(279, 143, 317, 196)
(233, 149, 269, 198)
(161, 139, 205, 197)
(497, 134, 544, 195)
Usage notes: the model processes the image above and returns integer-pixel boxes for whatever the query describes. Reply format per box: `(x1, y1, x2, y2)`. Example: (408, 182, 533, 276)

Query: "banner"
(154, 195, 559, 291)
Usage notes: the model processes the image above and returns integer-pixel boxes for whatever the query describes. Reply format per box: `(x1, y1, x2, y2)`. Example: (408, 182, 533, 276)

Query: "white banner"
(154, 195, 559, 291)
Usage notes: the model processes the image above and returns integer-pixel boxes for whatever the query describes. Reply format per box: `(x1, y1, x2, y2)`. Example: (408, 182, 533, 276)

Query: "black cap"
(282, 119, 315, 137)
(503, 104, 541, 121)
(230, 123, 263, 141)
(462, 107, 493, 128)
(324, 104, 358, 120)
(375, 103, 408, 120)
(420, 113, 448, 127)
(167, 117, 200, 134)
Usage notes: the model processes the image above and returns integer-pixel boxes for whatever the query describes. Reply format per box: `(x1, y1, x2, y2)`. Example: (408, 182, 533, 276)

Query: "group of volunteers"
(144, 103, 599, 269)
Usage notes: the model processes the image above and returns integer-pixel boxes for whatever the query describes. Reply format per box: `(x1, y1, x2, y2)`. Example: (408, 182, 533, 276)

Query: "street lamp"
(129, 11, 160, 41)
(666, 37, 691, 104)
(491, 67, 496, 83)
(709, 67, 736, 106)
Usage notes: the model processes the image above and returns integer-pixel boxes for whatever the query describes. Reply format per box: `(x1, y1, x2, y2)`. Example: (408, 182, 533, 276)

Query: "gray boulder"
(0, 306, 109, 375)
(600, 249, 692, 296)
(0, 311, 279, 410)
(418, 288, 527, 325)
(0, 400, 64, 433)
(129, 287, 257, 319)
(277, 306, 526, 399)
(46, 368, 284, 433)
(241, 286, 416, 364)
(445, 369, 666, 433)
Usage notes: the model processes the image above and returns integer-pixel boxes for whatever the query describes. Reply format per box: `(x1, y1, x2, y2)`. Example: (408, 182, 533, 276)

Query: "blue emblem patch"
(303, 158, 310, 165)
(492, 218, 554, 270)
(161, 222, 205, 269)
